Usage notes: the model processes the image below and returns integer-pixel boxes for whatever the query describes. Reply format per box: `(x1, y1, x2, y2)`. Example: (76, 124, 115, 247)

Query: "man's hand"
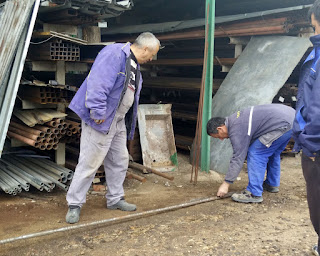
(94, 119, 105, 124)
(217, 181, 230, 197)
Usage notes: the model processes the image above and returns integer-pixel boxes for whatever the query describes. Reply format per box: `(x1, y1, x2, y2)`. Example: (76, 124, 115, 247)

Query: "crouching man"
(207, 104, 295, 203)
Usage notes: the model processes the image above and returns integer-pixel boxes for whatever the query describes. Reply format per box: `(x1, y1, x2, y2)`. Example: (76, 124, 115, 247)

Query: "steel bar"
(126, 170, 147, 183)
(0, 193, 232, 245)
(129, 162, 174, 181)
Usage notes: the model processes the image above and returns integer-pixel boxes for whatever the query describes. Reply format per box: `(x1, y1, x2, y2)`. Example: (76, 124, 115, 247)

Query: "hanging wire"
(30, 35, 55, 45)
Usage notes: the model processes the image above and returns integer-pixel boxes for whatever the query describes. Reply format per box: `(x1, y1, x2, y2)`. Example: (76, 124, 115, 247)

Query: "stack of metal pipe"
(61, 119, 81, 144)
(0, 156, 73, 195)
(8, 118, 69, 150)
(19, 85, 75, 104)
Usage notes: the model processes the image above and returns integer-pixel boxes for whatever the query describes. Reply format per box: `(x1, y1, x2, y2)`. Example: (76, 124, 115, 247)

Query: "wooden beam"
(143, 57, 237, 66)
(142, 77, 222, 91)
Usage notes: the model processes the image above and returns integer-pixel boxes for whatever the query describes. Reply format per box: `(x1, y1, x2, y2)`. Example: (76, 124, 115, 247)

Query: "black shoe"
(263, 182, 279, 193)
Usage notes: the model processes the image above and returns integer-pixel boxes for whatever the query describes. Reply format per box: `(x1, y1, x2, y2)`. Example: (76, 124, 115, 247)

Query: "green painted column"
(201, 0, 215, 172)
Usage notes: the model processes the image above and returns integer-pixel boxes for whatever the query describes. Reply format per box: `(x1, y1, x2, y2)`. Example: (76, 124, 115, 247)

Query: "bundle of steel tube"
(61, 119, 81, 144)
(19, 85, 75, 104)
(8, 118, 73, 150)
(0, 156, 73, 195)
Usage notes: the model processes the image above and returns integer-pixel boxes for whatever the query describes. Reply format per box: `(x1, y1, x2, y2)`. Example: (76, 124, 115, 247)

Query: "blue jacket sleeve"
(225, 131, 251, 182)
(85, 49, 121, 120)
(299, 72, 320, 154)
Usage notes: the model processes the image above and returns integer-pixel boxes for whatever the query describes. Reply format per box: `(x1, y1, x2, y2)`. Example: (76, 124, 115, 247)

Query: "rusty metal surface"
(209, 36, 311, 174)
(137, 104, 177, 173)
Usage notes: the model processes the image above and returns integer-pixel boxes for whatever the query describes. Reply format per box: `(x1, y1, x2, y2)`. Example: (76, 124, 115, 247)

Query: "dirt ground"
(0, 152, 317, 256)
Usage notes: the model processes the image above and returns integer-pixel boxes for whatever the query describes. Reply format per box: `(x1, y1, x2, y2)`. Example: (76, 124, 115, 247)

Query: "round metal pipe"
(11, 157, 57, 187)
(10, 122, 45, 137)
(7, 131, 37, 147)
(0, 194, 232, 245)
(2, 158, 44, 188)
(28, 157, 65, 177)
(0, 166, 29, 188)
(8, 127, 41, 142)
(34, 125, 51, 133)
(1, 163, 43, 191)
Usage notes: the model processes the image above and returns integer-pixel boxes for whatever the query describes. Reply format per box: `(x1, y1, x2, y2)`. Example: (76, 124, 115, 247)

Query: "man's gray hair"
(134, 32, 160, 50)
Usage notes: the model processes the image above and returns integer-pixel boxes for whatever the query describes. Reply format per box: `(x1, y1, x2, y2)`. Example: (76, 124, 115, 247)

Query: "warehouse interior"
(0, 0, 316, 196)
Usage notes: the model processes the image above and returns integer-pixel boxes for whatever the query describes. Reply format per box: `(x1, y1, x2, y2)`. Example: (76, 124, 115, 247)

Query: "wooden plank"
(31, 61, 56, 72)
(142, 58, 237, 66)
(142, 77, 222, 91)
(43, 23, 78, 36)
(55, 142, 66, 166)
(13, 110, 37, 127)
(21, 100, 57, 110)
(66, 62, 89, 72)
(31, 61, 89, 72)
(56, 61, 66, 85)
(83, 26, 101, 44)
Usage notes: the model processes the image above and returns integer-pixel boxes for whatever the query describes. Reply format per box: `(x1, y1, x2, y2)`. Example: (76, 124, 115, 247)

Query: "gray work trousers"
(66, 119, 129, 207)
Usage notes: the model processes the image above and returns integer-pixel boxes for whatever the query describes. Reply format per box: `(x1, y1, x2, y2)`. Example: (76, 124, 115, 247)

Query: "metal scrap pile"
(39, 0, 134, 24)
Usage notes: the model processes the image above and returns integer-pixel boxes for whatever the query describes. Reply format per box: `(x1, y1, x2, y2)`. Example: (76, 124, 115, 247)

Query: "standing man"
(66, 32, 160, 224)
(292, 2, 320, 255)
(207, 104, 295, 203)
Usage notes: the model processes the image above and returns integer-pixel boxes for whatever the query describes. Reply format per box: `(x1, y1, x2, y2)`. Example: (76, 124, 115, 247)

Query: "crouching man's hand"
(217, 181, 230, 197)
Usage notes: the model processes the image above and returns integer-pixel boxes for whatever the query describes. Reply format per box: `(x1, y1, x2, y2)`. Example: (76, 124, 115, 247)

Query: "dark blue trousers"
(246, 130, 292, 196)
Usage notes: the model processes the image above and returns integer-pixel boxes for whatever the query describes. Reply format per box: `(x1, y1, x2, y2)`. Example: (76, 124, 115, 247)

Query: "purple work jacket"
(68, 43, 143, 140)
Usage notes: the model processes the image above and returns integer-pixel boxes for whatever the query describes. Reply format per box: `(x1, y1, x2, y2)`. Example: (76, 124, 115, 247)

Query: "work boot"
(66, 205, 81, 224)
(263, 182, 279, 193)
(231, 190, 263, 203)
(312, 245, 319, 256)
(107, 198, 136, 211)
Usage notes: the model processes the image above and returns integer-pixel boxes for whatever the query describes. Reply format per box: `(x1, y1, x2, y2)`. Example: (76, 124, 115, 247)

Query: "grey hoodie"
(225, 104, 295, 183)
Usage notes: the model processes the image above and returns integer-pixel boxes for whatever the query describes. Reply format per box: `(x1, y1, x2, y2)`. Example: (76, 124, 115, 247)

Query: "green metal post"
(201, 0, 215, 172)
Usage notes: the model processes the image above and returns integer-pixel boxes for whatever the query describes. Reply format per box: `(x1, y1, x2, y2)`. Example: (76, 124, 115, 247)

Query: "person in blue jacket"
(292, 2, 320, 255)
(207, 104, 295, 203)
(65, 32, 160, 224)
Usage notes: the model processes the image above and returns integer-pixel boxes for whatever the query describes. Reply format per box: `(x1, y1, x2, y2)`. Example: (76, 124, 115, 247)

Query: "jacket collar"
(121, 42, 131, 57)
(310, 34, 320, 47)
